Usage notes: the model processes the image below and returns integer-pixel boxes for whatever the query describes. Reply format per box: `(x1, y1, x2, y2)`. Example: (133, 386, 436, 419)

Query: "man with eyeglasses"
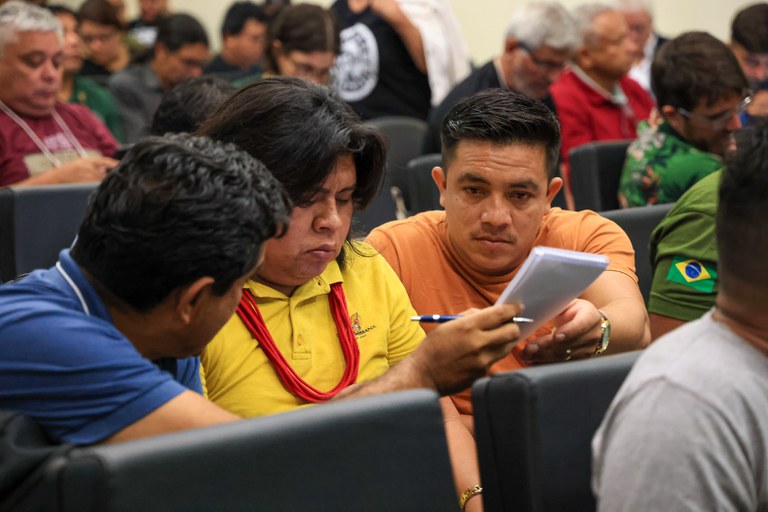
(619, 32, 749, 208)
(622, 33, 749, 341)
(614, 0, 667, 96)
(422, 2, 578, 155)
(550, 3, 653, 187)
(108, 13, 210, 143)
(729, 2, 768, 122)
(0, 1, 119, 187)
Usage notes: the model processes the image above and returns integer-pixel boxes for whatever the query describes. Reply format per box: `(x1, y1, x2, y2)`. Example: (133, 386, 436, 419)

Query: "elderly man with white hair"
(615, 0, 668, 94)
(423, 1, 579, 154)
(0, 1, 118, 187)
(550, 3, 654, 187)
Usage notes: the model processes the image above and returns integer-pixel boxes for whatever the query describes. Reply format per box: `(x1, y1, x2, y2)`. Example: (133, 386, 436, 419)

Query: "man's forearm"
(600, 298, 651, 354)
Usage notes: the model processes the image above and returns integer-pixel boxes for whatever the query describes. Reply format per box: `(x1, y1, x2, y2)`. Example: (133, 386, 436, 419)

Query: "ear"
(660, 104, 685, 132)
(154, 41, 169, 60)
(575, 45, 591, 69)
(272, 39, 283, 54)
(545, 177, 563, 209)
(431, 166, 448, 208)
(175, 276, 216, 325)
(503, 36, 519, 55)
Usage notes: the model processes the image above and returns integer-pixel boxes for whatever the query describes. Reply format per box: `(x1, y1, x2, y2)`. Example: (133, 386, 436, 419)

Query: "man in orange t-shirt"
(366, 89, 650, 510)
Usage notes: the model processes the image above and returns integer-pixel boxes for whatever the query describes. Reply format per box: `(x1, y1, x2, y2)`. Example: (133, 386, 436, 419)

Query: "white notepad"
(495, 246, 609, 339)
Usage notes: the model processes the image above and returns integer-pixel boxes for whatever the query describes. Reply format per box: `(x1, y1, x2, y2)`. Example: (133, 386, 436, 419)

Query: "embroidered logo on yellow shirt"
(666, 256, 717, 293)
(350, 312, 376, 339)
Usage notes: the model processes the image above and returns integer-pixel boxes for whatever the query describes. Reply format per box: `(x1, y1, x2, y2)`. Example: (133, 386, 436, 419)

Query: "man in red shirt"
(551, 3, 653, 189)
(0, 1, 118, 187)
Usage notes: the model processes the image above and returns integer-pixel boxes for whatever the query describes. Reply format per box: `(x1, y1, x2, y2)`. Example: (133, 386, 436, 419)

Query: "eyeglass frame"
(517, 42, 567, 73)
(676, 94, 752, 130)
(279, 51, 332, 83)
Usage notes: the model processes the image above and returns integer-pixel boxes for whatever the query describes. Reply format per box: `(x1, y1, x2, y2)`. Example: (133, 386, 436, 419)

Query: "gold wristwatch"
(594, 311, 611, 355)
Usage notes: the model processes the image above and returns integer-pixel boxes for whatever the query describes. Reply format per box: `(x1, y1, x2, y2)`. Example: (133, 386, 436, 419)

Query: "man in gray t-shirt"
(592, 123, 768, 512)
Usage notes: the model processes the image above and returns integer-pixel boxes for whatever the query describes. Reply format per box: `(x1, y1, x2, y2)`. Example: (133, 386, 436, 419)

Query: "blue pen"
(410, 315, 534, 324)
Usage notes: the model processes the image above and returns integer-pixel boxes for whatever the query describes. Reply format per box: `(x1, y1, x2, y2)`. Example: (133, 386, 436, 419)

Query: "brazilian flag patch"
(666, 256, 717, 293)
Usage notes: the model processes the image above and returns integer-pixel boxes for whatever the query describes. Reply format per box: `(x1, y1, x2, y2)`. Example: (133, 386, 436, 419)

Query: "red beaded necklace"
(236, 283, 360, 403)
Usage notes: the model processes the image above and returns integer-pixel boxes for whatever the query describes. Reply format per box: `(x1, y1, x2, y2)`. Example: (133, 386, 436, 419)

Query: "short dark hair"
(440, 88, 561, 180)
(151, 76, 235, 135)
(265, 4, 339, 73)
(731, 3, 768, 53)
(221, 1, 268, 38)
(47, 4, 76, 19)
(77, 0, 124, 31)
(71, 134, 291, 312)
(652, 32, 748, 111)
(717, 120, 768, 294)
(198, 76, 385, 210)
(154, 13, 208, 53)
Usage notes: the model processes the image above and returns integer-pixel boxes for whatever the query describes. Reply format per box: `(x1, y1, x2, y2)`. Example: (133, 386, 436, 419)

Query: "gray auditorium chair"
(0, 184, 98, 282)
(600, 203, 675, 304)
(352, 116, 428, 234)
(13, 390, 457, 512)
(405, 153, 442, 214)
(569, 140, 632, 211)
(473, 351, 641, 512)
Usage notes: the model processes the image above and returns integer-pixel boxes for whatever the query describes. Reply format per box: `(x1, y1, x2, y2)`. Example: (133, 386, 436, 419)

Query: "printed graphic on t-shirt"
(333, 23, 379, 102)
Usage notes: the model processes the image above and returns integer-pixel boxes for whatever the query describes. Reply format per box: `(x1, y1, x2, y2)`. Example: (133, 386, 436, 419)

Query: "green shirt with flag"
(619, 121, 722, 207)
(648, 171, 720, 321)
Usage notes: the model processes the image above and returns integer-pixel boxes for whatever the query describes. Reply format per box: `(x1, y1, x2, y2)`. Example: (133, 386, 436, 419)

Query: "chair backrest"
(473, 351, 640, 512)
(0, 184, 98, 283)
(600, 203, 675, 304)
(367, 116, 429, 215)
(23, 390, 457, 512)
(405, 153, 442, 214)
(569, 141, 632, 212)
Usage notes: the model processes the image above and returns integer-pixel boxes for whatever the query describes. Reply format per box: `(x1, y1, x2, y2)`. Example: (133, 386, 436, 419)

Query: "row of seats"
(4, 354, 640, 511)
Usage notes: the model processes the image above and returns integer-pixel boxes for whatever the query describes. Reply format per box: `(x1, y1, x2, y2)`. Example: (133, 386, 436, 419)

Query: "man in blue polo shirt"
(0, 134, 292, 444)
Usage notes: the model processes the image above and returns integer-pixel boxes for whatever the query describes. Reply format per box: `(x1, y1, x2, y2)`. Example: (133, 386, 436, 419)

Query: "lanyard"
(0, 100, 89, 167)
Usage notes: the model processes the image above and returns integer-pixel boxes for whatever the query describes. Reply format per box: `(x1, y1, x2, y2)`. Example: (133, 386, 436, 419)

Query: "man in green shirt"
(648, 170, 719, 339)
(619, 32, 748, 207)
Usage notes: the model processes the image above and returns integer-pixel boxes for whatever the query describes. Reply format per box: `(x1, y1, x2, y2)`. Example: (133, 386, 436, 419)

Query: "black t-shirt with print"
(331, 1, 431, 120)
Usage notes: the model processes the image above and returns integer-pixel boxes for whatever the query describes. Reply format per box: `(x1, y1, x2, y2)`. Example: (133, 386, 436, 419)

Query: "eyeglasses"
(677, 95, 752, 130)
(80, 30, 119, 45)
(282, 53, 332, 83)
(517, 42, 567, 73)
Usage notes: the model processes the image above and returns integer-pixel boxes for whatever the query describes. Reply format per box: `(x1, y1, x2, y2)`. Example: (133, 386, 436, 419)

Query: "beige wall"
(61, 0, 755, 63)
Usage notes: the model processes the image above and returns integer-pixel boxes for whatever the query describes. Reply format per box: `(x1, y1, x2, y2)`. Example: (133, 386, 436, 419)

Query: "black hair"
(77, 0, 123, 30)
(731, 3, 768, 53)
(652, 32, 748, 111)
(71, 134, 291, 312)
(198, 76, 384, 210)
(440, 88, 561, 180)
(265, 3, 339, 73)
(717, 120, 768, 292)
(154, 13, 208, 52)
(197, 76, 385, 263)
(221, 1, 268, 38)
(47, 4, 76, 18)
(151, 76, 235, 135)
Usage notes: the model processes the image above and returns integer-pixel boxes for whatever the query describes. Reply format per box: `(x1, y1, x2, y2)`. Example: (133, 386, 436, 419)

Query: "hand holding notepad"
(495, 247, 609, 339)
